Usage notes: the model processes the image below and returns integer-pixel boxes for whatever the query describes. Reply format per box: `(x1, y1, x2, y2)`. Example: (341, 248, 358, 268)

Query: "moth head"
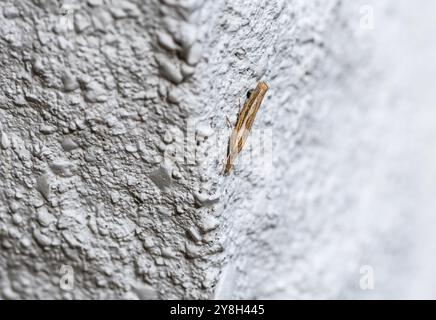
(246, 89, 254, 99)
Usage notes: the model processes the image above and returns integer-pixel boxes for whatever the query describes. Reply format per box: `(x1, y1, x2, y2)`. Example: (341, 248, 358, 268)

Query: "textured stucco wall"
(1, 0, 436, 299)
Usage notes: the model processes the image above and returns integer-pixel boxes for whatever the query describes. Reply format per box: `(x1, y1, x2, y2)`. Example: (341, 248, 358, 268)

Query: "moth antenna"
(226, 115, 232, 128)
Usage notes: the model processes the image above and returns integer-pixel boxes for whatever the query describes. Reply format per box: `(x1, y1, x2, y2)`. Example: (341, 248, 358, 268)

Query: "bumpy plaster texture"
(1, 0, 436, 299)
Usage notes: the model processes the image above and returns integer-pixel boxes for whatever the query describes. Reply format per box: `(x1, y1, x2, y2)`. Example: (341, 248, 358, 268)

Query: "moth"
(223, 81, 269, 175)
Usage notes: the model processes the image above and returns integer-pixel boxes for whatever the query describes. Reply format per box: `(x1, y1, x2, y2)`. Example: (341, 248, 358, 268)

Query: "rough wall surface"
(1, 0, 436, 299)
